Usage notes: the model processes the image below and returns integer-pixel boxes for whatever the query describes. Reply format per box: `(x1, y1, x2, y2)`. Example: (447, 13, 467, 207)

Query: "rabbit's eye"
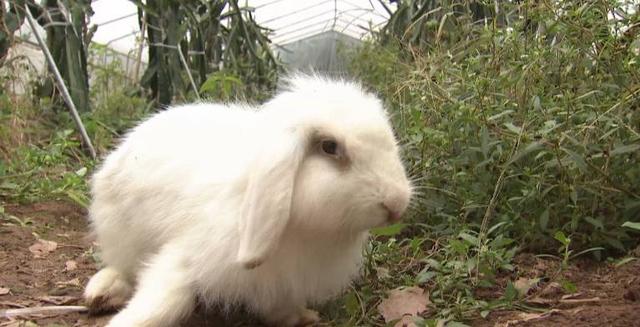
(321, 140, 338, 155)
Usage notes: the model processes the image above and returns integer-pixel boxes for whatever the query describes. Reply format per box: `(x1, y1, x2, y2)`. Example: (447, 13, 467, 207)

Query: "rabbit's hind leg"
(103, 245, 195, 327)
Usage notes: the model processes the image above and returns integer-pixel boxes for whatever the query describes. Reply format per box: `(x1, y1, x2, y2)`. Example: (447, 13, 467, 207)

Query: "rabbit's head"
(237, 74, 413, 269)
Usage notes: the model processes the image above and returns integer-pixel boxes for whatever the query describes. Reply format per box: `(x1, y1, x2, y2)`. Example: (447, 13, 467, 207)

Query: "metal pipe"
(25, 8, 97, 159)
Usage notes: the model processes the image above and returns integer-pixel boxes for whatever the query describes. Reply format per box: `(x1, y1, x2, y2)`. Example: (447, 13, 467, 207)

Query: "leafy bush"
(0, 97, 91, 205)
(0, 51, 149, 205)
(350, 1, 640, 254)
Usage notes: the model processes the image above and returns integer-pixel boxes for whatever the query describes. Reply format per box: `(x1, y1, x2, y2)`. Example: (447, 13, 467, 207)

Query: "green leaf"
(605, 237, 626, 252)
(504, 282, 519, 301)
(562, 148, 588, 172)
(458, 232, 479, 245)
(487, 221, 508, 235)
(625, 200, 640, 212)
(504, 122, 522, 134)
(532, 95, 541, 111)
(480, 310, 490, 318)
(610, 143, 640, 156)
(416, 269, 437, 284)
(554, 231, 570, 246)
(570, 247, 604, 260)
(540, 119, 561, 135)
(561, 280, 577, 293)
(583, 216, 603, 229)
(622, 221, 640, 231)
(614, 257, 636, 267)
(425, 258, 442, 271)
(488, 110, 513, 121)
(371, 223, 407, 237)
(344, 291, 359, 316)
(480, 126, 490, 157)
(570, 188, 578, 205)
(449, 239, 469, 254)
(489, 235, 514, 248)
(539, 209, 549, 230)
(65, 190, 89, 208)
(0, 181, 19, 190)
(507, 141, 544, 165)
(75, 167, 88, 177)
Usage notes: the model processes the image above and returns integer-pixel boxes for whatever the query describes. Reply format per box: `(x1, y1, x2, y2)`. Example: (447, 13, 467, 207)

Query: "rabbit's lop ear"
(236, 128, 306, 269)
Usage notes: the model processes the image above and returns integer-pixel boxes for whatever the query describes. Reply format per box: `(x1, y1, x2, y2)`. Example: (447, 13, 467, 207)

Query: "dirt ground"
(1, 200, 639, 327)
(470, 252, 640, 327)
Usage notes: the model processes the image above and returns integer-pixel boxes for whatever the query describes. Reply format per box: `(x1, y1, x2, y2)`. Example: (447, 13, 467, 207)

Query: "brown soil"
(1, 200, 639, 327)
(0, 201, 109, 327)
(470, 252, 640, 327)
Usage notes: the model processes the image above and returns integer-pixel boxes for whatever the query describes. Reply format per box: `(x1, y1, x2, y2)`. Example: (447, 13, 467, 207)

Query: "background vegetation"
(340, 0, 640, 325)
(354, 0, 640, 254)
(1, 0, 639, 326)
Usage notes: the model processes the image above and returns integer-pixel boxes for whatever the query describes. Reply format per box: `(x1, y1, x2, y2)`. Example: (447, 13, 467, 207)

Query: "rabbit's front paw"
(296, 308, 320, 326)
(84, 267, 132, 314)
(266, 307, 320, 327)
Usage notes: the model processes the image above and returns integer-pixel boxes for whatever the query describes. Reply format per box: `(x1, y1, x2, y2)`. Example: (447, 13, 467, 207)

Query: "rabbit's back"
(89, 103, 258, 278)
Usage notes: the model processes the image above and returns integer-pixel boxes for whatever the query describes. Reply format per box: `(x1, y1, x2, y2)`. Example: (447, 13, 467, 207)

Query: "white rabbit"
(84, 74, 413, 327)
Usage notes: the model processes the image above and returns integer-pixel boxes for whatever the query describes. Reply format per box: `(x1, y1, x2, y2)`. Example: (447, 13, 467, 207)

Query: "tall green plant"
(377, 0, 500, 49)
(3, 1, 94, 111)
(44, 0, 94, 112)
(133, 0, 280, 105)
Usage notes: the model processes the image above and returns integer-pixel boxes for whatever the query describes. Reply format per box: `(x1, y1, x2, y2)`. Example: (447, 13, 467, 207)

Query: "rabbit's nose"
(382, 190, 410, 222)
(383, 203, 402, 222)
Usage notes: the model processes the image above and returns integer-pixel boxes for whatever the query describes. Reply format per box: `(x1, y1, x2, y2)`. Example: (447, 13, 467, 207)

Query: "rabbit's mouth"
(378, 203, 404, 225)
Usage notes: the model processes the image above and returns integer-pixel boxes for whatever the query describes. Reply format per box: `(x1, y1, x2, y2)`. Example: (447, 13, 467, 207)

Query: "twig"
(57, 244, 86, 249)
(580, 87, 640, 138)
(94, 119, 120, 137)
(558, 297, 601, 306)
(134, 15, 146, 80)
(177, 46, 200, 100)
(1, 305, 88, 318)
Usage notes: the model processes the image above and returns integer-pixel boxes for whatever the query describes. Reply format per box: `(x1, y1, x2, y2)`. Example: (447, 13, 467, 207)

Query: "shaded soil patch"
(1, 200, 639, 326)
(0, 200, 100, 326)
(471, 253, 640, 327)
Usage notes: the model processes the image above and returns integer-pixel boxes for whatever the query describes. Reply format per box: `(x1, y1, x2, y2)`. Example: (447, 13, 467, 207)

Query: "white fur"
(84, 267, 132, 312)
(85, 74, 413, 327)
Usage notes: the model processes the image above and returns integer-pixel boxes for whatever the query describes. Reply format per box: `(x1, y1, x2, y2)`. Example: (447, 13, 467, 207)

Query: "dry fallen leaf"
(0, 287, 10, 295)
(376, 267, 390, 280)
(514, 277, 541, 296)
(65, 260, 78, 271)
(56, 277, 82, 288)
(539, 281, 564, 297)
(623, 288, 639, 302)
(28, 239, 58, 258)
(378, 286, 430, 325)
